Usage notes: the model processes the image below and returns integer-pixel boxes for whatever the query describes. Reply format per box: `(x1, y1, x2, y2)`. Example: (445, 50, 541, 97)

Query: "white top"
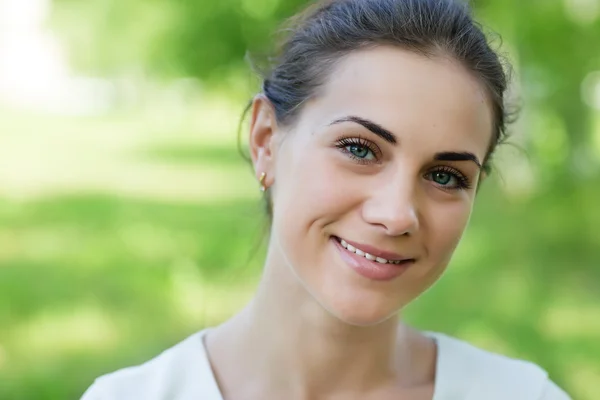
(81, 329, 571, 400)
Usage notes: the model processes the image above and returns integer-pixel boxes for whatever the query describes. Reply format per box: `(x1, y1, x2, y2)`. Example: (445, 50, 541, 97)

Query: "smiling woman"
(81, 1, 571, 399)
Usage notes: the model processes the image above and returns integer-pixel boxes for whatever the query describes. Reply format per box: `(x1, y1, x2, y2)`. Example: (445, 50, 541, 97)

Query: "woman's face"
(251, 46, 493, 326)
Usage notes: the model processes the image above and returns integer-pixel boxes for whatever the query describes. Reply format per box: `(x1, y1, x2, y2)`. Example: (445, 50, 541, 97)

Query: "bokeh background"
(0, 0, 599, 398)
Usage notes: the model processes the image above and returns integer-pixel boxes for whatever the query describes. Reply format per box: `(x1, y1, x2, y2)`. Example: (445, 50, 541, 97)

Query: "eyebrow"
(329, 115, 481, 168)
(329, 115, 397, 144)
(434, 152, 482, 168)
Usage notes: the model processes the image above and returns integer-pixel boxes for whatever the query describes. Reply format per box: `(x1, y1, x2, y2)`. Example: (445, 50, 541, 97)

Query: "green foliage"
(50, 0, 308, 78)
(0, 110, 598, 398)
(49, 0, 600, 174)
(1, 1, 599, 399)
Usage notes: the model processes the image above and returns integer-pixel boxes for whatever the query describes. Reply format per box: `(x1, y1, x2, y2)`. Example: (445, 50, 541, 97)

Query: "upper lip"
(335, 236, 413, 261)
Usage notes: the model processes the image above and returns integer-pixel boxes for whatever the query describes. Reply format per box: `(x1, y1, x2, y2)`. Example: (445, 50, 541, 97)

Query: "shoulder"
(430, 332, 571, 400)
(80, 330, 213, 400)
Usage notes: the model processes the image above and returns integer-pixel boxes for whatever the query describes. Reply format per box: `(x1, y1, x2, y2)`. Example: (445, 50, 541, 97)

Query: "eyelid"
(426, 165, 472, 191)
(334, 135, 383, 160)
(332, 136, 474, 189)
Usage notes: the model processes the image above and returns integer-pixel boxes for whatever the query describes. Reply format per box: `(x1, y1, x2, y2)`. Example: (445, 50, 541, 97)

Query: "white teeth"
(338, 237, 402, 264)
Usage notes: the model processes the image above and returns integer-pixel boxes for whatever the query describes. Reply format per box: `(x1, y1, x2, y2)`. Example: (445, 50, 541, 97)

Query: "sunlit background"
(0, 0, 599, 398)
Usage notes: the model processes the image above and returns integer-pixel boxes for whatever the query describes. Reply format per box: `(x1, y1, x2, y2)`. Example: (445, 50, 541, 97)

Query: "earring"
(259, 172, 267, 192)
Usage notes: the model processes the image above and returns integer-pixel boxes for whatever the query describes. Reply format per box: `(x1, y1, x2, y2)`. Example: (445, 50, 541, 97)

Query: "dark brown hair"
(250, 0, 511, 170)
(242, 0, 512, 220)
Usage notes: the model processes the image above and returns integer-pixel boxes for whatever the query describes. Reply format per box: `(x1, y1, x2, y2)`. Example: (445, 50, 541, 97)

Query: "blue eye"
(432, 171, 454, 186)
(335, 137, 380, 163)
(426, 168, 471, 190)
(346, 144, 375, 160)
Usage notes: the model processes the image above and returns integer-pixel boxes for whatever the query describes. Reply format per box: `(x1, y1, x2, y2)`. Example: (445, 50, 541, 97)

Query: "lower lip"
(332, 237, 413, 282)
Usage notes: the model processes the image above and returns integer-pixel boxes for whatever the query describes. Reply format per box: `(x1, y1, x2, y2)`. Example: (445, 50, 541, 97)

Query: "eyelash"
(334, 136, 381, 164)
(334, 136, 472, 191)
(425, 166, 472, 191)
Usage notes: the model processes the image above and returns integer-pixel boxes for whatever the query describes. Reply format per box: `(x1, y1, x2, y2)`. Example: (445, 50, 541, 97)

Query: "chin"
(319, 293, 402, 327)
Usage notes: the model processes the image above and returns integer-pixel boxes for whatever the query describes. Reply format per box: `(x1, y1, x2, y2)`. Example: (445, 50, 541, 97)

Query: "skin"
(206, 46, 494, 400)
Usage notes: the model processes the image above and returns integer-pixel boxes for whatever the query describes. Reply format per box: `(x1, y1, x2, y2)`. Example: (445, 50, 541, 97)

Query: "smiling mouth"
(333, 236, 414, 265)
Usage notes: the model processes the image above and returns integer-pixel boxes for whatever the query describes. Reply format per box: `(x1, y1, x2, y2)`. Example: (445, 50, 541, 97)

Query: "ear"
(249, 94, 278, 188)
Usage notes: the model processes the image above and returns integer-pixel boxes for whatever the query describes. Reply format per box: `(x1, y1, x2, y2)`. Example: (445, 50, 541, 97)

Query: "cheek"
(426, 198, 473, 263)
(270, 147, 360, 283)
(275, 149, 359, 228)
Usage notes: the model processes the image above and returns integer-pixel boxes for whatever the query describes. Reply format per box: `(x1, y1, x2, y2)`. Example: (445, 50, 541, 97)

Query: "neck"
(206, 248, 429, 399)
(250, 264, 403, 390)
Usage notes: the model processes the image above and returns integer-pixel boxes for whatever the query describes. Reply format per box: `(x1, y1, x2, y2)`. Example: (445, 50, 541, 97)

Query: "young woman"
(82, 0, 571, 399)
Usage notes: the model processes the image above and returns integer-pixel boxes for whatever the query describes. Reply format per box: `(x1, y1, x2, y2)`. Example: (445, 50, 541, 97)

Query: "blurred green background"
(0, 0, 599, 399)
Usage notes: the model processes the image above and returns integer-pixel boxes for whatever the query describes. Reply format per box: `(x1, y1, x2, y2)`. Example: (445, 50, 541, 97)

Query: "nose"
(361, 178, 420, 236)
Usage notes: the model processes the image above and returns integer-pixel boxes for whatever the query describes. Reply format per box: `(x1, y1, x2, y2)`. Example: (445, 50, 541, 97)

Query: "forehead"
(302, 46, 494, 156)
